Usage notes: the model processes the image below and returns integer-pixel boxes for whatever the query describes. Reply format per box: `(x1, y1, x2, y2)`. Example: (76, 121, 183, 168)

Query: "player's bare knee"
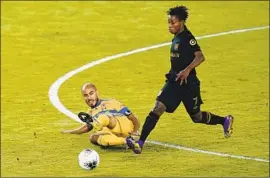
(89, 134, 99, 144)
(152, 101, 166, 116)
(190, 112, 202, 123)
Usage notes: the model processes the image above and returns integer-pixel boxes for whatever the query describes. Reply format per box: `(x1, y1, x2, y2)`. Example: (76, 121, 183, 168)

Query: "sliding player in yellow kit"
(61, 83, 140, 147)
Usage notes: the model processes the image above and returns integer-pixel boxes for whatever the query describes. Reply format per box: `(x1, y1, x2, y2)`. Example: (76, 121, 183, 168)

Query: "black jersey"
(169, 26, 201, 75)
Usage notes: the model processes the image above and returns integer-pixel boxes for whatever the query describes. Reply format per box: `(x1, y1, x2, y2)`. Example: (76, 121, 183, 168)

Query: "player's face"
(82, 87, 99, 108)
(168, 15, 183, 34)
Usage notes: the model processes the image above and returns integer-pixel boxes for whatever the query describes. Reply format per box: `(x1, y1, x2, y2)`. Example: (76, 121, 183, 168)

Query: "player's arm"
(176, 37, 205, 84)
(61, 124, 93, 134)
(119, 106, 140, 133)
(185, 50, 205, 72)
(113, 99, 140, 134)
(127, 113, 140, 134)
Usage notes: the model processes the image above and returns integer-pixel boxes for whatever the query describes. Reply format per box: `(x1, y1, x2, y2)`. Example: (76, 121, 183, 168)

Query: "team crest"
(174, 43, 179, 50)
(189, 39, 197, 46)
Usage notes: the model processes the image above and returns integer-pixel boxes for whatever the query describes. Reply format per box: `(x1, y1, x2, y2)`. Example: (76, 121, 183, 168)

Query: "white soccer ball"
(78, 148, 100, 170)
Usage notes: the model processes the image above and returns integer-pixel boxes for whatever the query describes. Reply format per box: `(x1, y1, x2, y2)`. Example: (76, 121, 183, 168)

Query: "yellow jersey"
(88, 99, 133, 137)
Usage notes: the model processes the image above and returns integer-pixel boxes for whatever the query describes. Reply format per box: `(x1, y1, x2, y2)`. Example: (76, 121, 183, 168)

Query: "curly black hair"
(167, 5, 189, 22)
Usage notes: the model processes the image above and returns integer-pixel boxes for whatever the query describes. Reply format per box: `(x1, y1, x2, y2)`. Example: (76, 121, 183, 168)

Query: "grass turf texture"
(1, 1, 269, 176)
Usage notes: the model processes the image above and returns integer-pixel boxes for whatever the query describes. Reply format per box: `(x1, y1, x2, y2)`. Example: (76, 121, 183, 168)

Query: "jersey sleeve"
(112, 99, 132, 116)
(119, 107, 132, 116)
(187, 34, 201, 53)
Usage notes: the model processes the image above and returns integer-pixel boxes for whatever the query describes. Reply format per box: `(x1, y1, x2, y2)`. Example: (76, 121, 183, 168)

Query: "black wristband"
(87, 123, 93, 131)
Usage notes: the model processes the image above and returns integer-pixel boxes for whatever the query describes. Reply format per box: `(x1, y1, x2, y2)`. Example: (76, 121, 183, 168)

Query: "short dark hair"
(167, 5, 189, 22)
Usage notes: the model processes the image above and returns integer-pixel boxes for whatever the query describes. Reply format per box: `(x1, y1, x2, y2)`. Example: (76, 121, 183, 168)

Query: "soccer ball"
(78, 149, 100, 170)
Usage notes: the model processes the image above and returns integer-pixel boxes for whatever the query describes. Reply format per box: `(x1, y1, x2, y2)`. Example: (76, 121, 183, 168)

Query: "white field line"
(49, 26, 269, 163)
(146, 141, 269, 163)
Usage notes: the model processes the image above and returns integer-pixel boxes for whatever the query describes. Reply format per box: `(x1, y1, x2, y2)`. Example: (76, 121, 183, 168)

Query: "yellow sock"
(97, 134, 126, 146)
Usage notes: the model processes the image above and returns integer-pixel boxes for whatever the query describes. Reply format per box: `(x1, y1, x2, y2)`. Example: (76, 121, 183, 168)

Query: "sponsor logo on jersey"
(174, 43, 179, 50)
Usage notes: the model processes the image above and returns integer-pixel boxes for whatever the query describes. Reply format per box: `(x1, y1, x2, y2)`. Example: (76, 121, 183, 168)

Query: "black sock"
(202, 111, 225, 125)
(139, 112, 160, 142)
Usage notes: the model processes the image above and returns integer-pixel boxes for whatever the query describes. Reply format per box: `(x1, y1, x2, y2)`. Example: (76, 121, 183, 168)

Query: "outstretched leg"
(126, 101, 166, 154)
(182, 76, 234, 138)
(126, 81, 183, 154)
(188, 111, 234, 138)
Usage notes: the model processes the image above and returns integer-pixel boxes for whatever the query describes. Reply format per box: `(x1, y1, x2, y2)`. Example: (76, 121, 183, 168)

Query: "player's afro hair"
(167, 5, 189, 22)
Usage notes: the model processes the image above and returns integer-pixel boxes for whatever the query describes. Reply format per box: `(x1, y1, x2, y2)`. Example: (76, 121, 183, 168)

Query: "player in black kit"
(126, 5, 234, 154)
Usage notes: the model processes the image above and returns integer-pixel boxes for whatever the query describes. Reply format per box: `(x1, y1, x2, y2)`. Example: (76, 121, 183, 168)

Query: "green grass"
(1, 1, 269, 177)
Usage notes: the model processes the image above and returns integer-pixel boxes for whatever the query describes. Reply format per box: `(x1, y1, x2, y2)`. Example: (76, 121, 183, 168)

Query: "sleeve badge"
(189, 39, 197, 46)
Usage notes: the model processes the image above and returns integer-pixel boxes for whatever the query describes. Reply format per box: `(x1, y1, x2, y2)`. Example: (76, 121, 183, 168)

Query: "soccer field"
(1, 1, 269, 177)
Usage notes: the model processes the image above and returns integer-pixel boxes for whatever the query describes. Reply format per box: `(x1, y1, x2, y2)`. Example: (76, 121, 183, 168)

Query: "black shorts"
(156, 75, 203, 114)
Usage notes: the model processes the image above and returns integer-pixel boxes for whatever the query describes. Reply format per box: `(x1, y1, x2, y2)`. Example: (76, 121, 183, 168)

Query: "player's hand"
(175, 68, 191, 85)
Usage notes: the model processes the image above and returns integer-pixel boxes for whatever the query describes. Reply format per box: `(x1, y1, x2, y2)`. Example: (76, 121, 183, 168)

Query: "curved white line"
(49, 26, 269, 162)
